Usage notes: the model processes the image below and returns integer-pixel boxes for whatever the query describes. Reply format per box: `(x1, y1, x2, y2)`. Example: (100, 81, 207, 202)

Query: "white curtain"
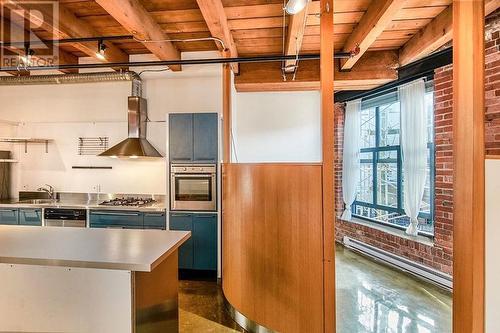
(341, 99, 361, 221)
(399, 79, 428, 236)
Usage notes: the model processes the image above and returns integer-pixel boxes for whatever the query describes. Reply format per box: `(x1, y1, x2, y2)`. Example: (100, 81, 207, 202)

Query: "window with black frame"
(352, 82, 435, 236)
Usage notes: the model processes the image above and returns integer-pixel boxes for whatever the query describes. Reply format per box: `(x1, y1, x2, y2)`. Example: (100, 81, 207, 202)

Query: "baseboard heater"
(343, 236, 453, 291)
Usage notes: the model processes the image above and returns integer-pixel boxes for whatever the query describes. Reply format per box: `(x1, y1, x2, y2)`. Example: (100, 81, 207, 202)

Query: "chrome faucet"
(37, 184, 55, 199)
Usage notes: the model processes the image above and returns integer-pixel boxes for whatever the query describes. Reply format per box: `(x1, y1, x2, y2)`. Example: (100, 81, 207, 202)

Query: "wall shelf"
(0, 137, 53, 153)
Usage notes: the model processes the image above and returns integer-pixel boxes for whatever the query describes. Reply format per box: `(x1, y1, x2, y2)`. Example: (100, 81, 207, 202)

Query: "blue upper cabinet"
(169, 113, 218, 163)
(169, 113, 194, 162)
(193, 113, 218, 162)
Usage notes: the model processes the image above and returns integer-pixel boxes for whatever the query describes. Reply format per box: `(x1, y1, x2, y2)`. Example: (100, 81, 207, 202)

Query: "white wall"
(0, 66, 222, 196)
(231, 86, 321, 163)
(486, 159, 500, 332)
(0, 53, 322, 195)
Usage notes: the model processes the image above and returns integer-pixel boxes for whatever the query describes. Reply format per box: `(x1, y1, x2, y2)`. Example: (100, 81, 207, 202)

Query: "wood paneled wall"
(222, 163, 324, 333)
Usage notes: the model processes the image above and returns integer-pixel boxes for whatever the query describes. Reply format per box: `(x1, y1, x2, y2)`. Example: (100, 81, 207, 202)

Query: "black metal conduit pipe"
(0, 35, 135, 48)
(0, 52, 353, 72)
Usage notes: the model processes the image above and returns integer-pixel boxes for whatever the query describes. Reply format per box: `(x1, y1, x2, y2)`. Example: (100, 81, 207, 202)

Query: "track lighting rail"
(0, 52, 353, 72)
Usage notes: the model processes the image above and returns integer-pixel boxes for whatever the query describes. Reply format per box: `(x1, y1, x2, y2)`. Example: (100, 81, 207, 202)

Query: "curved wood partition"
(222, 163, 324, 333)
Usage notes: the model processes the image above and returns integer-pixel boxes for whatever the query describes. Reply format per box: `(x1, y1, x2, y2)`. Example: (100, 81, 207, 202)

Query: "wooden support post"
(222, 53, 232, 164)
(320, 0, 335, 332)
(452, 1, 485, 333)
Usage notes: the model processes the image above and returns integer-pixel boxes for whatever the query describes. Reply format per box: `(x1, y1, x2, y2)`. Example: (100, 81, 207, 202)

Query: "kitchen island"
(0, 225, 190, 333)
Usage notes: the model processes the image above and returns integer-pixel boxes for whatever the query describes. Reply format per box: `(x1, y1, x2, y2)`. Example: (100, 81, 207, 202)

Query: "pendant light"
(284, 0, 309, 15)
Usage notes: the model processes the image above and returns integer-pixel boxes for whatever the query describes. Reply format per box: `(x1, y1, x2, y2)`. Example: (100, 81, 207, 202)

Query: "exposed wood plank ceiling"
(0, 0, 498, 91)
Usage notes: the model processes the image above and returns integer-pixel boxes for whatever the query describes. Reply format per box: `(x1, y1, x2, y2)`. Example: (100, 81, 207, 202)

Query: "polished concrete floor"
(336, 245, 452, 333)
(178, 244, 452, 333)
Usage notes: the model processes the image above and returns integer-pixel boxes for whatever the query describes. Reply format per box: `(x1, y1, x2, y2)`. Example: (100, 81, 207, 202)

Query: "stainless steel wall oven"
(170, 164, 216, 211)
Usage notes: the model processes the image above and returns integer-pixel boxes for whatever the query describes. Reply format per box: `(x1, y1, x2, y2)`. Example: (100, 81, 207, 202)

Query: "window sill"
(342, 216, 435, 247)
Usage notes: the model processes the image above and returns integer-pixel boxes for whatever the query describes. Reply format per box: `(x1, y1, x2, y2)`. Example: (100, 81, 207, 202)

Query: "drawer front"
(144, 212, 166, 230)
(19, 209, 42, 226)
(192, 214, 217, 271)
(90, 211, 143, 229)
(0, 209, 19, 225)
(169, 213, 194, 270)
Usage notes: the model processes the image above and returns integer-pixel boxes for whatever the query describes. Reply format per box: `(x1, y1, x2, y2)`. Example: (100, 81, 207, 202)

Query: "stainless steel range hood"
(99, 96, 162, 158)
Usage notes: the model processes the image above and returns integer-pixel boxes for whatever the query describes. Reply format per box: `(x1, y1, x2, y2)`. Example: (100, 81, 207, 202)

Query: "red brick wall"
(334, 10, 500, 275)
(485, 10, 500, 155)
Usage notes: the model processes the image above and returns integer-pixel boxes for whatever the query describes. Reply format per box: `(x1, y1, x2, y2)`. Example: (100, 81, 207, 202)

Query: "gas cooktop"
(99, 197, 157, 207)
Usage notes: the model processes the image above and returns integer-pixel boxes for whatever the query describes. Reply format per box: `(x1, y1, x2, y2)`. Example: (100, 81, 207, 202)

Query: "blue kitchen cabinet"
(169, 213, 194, 269)
(192, 214, 217, 270)
(0, 208, 18, 225)
(90, 210, 144, 229)
(169, 113, 218, 163)
(193, 113, 218, 162)
(19, 209, 42, 226)
(169, 212, 217, 271)
(144, 212, 166, 230)
(169, 114, 194, 162)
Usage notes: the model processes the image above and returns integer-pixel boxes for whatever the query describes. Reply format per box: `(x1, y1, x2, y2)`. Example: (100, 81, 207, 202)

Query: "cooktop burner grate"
(99, 197, 157, 207)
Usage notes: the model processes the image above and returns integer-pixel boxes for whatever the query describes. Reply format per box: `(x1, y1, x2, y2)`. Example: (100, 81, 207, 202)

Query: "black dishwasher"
(44, 208, 87, 228)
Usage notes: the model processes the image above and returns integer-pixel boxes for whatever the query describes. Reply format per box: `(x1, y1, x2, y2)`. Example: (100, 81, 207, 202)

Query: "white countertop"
(0, 226, 190, 272)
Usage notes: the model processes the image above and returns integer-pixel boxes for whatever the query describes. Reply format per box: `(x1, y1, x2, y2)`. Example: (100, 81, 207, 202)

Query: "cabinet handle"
(0, 209, 17, 212)
(92, 212, 141, 216)
(106, 226, 125, 229)
(171, 214, 191, 217)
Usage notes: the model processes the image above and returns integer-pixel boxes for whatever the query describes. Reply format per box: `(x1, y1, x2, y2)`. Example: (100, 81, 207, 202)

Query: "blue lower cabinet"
(0, 208, 19, 225)
(169, 212, 217, 271)
(90, 211, 143, 229)
(169, 213, 194, 269)
(144, 212, 166, 230)
(19, 209, 42, 226)
(193, 214, 217, 271)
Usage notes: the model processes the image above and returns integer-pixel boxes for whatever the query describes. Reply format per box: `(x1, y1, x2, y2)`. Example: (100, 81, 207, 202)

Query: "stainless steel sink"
(17, 199, 58, 205)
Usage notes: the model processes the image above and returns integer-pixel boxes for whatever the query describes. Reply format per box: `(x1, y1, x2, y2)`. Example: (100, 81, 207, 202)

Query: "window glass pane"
(378, 150, 398, 162)
(358, 162, 373, 204)
(379, 101, 400, 147)
(360, 107, 376, 148)
(376, 162, 398, 208)
(352, 85, 435, 236)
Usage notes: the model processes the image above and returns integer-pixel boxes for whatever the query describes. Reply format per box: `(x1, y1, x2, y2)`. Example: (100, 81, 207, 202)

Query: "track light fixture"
(284, 0, 309, 15)
(19, 45, 35, 67)
(96, 40, 107, 60)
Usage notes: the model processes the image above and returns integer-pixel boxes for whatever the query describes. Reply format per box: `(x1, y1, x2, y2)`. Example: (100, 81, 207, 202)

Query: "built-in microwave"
(170, 164, 217, 211)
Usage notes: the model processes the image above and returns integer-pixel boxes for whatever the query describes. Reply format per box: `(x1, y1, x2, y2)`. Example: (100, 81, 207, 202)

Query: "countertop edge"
(150, 231, 192, 271)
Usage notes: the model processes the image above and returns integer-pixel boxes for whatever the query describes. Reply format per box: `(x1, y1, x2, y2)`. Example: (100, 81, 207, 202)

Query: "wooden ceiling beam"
(399, 0, 499, 66)
(4, 2, 128, 68)
(196, 0, 239, 74)
(95, 0, 181, 71)
(234, 50, 398, 92)
(340, 0, 406, 70)
(284, 2, 309, 74)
